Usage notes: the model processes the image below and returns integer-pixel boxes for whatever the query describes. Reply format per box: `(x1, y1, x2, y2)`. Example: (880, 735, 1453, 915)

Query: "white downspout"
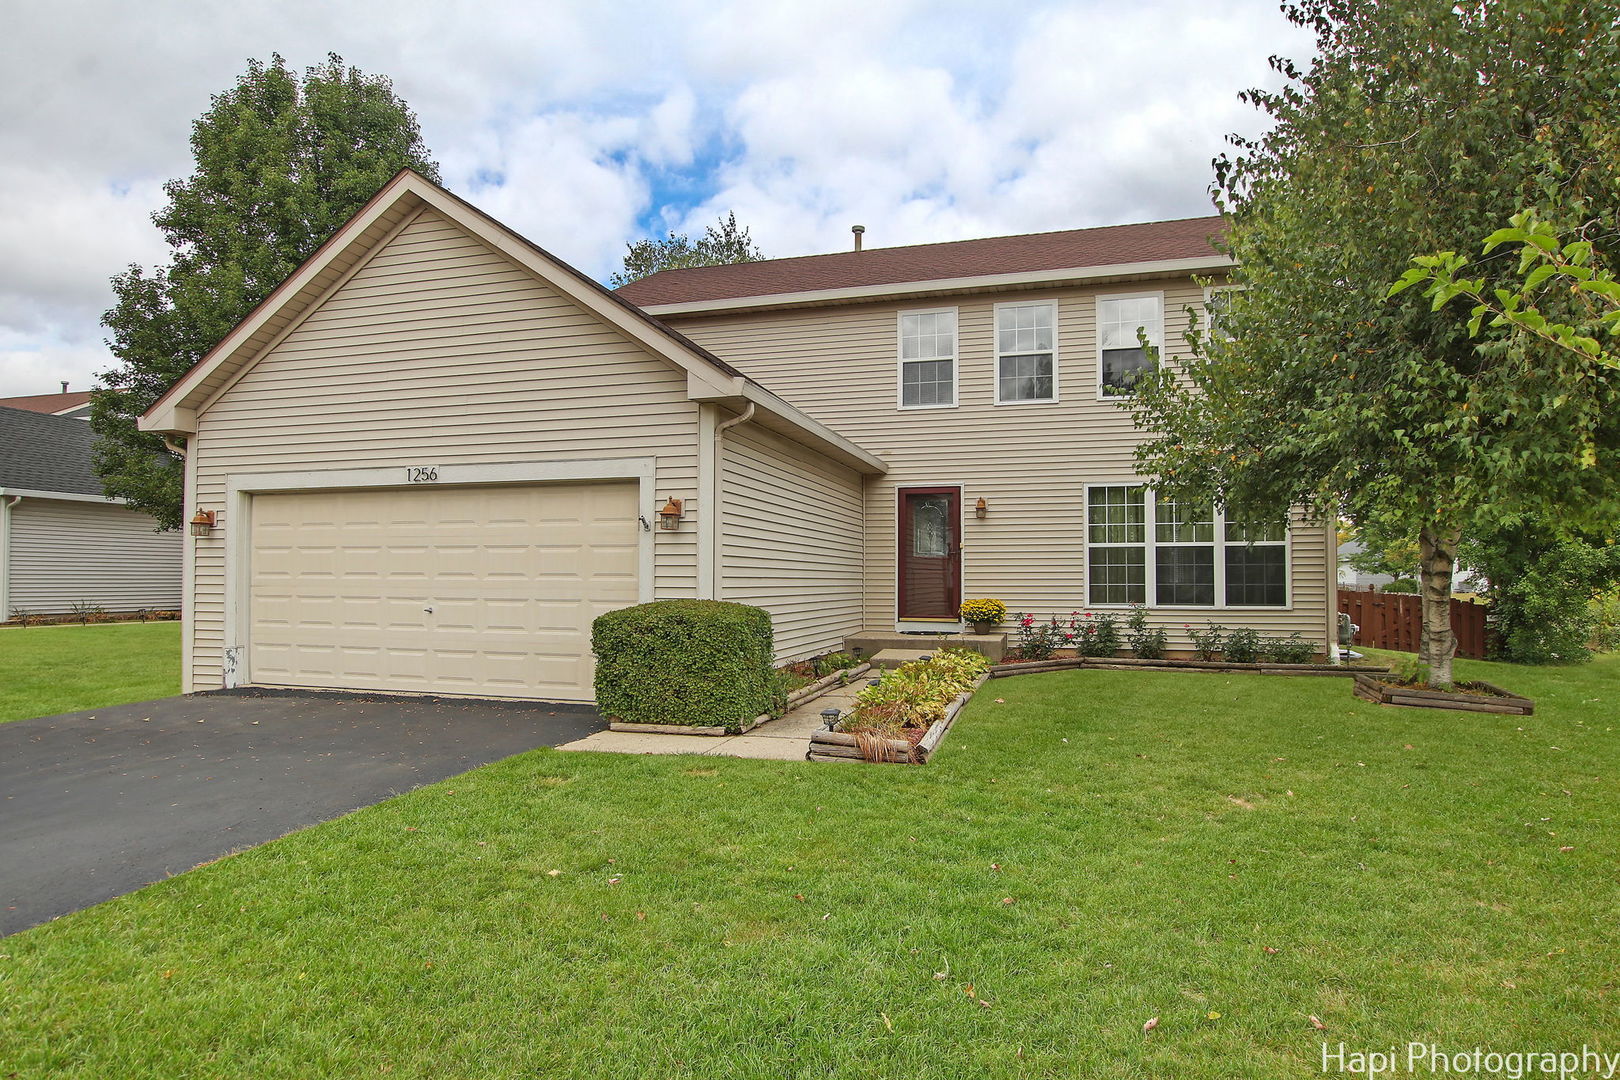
(163, 435, 197, 693)
(0, 494, 20, 622)
(710, 403, 755, 601)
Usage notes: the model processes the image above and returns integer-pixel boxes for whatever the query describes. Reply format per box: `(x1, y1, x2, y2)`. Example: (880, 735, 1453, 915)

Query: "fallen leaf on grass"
(1143, 1017, 1160, 1034)
(1310, 1015, 1326, 1030)
(934, 971, 949, 981)
(1502, 979, 1517, 989)
(880, 1013, 893, 1031)
(1207, 1011, 1222, 1020)
(979, 999, 993, 1009)
(636, 912, 646, 921)
(1559, 846, 1574, 852)
(546, 869, 562, 877)
(963, 983, 975, 997)
(1262, 946, 1279, 954)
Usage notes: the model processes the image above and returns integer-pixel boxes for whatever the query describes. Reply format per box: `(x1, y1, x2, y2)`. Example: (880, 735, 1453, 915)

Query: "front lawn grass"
(0, 621, 180, 722)
(2, 652, 1614, 1077)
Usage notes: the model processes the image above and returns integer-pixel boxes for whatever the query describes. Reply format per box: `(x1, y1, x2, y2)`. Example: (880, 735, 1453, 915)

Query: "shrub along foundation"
(988, 656, 1388, 678)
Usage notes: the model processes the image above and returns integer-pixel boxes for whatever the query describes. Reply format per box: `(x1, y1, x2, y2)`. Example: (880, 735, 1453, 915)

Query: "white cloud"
(0, 0, 1312, 396)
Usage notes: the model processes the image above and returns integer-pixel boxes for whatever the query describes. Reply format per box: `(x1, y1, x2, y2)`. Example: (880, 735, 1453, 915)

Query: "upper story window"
(1097, 294, 1162, 397)
(995, 301, 1057, 404)
(898, 308, 957, 409)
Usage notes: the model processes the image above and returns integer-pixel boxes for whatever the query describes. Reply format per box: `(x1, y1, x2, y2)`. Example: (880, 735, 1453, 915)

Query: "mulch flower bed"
(1352, 672, 1534, 715)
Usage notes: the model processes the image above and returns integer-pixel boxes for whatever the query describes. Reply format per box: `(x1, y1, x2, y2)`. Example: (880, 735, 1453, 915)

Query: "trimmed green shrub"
(1381, 578, 1420, 593)
(1265, 632, 1318, 664)
(592, 600, 781, 733)
(1223, 626, 1262, 664)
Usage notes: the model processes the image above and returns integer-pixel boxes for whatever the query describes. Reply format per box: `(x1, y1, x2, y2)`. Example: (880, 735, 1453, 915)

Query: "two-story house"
(141, 170, 1336, 703)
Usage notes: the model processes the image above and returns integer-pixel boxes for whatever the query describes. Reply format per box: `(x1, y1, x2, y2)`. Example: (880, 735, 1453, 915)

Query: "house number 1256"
(405, 466, 440, 483)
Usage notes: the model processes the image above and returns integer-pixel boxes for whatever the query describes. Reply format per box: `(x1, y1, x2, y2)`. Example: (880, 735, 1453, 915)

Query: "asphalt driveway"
(0, 689, 601, 936)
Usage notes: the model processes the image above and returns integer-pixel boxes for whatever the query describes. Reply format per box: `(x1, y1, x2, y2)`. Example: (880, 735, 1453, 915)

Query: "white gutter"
(640, 255, 1234, 317)
(0, 495, 18, 621)
(0, 487, 128, 505)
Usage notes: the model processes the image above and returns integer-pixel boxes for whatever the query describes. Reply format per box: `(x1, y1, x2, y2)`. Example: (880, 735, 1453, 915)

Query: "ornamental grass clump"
(843, 649, 989, 738)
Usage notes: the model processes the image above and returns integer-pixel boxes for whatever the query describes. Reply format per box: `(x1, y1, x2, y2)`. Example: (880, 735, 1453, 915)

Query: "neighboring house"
(0, 406, 182, 620)
(140, 170, 1337, 703)
(0, 388, 94, 419)
(1336, 539, 1397, 590)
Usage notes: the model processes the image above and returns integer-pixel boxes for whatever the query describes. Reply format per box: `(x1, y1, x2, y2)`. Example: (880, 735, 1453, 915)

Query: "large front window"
(1086, 485, 1289, 607)
(898, 309, 957, 408)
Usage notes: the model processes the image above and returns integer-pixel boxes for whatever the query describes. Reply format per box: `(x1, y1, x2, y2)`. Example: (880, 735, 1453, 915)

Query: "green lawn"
(0, 621, 180, 722)
(2, 652, 1614, 1077)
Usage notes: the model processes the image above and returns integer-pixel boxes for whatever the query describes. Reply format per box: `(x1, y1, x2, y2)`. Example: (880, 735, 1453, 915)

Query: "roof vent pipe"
(60, 381, 69, 393)
(851, 225, 865, 252)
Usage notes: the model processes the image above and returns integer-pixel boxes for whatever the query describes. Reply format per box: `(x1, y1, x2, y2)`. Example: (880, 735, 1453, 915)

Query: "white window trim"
(1095, 290, 1164, 401)
(896, 307, 959, 411)
(1083, 483, 1291, 610)
(992, 300, 1059, 406)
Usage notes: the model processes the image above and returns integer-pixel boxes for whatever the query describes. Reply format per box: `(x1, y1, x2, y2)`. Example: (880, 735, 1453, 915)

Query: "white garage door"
(248, 482, 639, 701)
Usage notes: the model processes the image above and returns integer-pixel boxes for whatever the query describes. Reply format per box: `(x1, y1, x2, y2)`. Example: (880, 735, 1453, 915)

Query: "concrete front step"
(844, 629, 1008, 663)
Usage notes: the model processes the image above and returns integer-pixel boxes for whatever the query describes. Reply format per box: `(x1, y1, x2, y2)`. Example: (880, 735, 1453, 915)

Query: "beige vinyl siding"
(8, 498, 181, 614)
(668, 278, 1335, 651)
(186, 207, 700, 690)
(720, 421, 864, 663)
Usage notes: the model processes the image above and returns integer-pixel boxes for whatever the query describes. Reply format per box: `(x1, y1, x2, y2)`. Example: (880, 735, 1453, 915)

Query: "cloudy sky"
(0, 0, 1313, 398)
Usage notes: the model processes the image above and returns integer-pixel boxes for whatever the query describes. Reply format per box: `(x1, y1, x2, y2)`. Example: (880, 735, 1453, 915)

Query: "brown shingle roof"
(0, 391, 93, 414)
(614, 216, 1227, 307)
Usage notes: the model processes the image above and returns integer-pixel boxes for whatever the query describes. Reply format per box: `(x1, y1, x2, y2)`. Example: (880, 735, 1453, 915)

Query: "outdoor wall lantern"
(657, 496, 685, 531)
(189, 509, 217, 538)
(975, 497, 989, 519)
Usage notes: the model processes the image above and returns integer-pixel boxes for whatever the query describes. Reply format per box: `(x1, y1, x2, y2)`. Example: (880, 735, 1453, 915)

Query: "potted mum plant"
(959, 598, 1007, 636)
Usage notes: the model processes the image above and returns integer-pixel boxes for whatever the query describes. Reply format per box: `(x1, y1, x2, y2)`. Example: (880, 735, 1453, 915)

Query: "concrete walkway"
(558, 684, 862, 760)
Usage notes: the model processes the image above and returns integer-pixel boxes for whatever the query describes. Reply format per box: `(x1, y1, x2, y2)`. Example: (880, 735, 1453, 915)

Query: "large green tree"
(609, 212, 763, 287)
(94, 54, 439, 527)
(1129, 0, 1620, 686)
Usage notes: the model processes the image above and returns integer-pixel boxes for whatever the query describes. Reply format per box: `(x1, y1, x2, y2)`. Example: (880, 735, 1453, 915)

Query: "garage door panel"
(248, 481, 637, 700)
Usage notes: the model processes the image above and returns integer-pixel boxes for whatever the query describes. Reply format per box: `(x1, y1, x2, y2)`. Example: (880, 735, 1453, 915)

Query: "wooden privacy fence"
(1337, 588, 1492, 658)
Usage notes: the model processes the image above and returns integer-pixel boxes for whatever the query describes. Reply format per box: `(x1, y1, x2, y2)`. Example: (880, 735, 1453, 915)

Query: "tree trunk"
(1417, 524, 1461, 687)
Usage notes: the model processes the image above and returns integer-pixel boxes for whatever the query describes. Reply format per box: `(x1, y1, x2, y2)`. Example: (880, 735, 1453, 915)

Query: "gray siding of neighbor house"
(7, 498, 182, 614)
(720, 420, 865, 662)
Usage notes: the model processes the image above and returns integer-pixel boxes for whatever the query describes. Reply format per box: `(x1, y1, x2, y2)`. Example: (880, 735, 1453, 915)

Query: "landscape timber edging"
(987, 657, 1391, 679)
(807, 672, 989, 766)
(1351, 672, 1534, 715)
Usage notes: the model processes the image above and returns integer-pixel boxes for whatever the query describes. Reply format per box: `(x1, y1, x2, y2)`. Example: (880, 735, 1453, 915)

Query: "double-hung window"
(898, 309, 957, 408)
(995, 301, 1056, 403)
(1097, 294, 1161, 397)
(1086, 485, 1289, 607)
(1224, 520, 1288, 606)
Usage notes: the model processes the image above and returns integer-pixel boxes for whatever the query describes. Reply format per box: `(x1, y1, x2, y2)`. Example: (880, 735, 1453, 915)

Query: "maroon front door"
(898, 487, 961, 621)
